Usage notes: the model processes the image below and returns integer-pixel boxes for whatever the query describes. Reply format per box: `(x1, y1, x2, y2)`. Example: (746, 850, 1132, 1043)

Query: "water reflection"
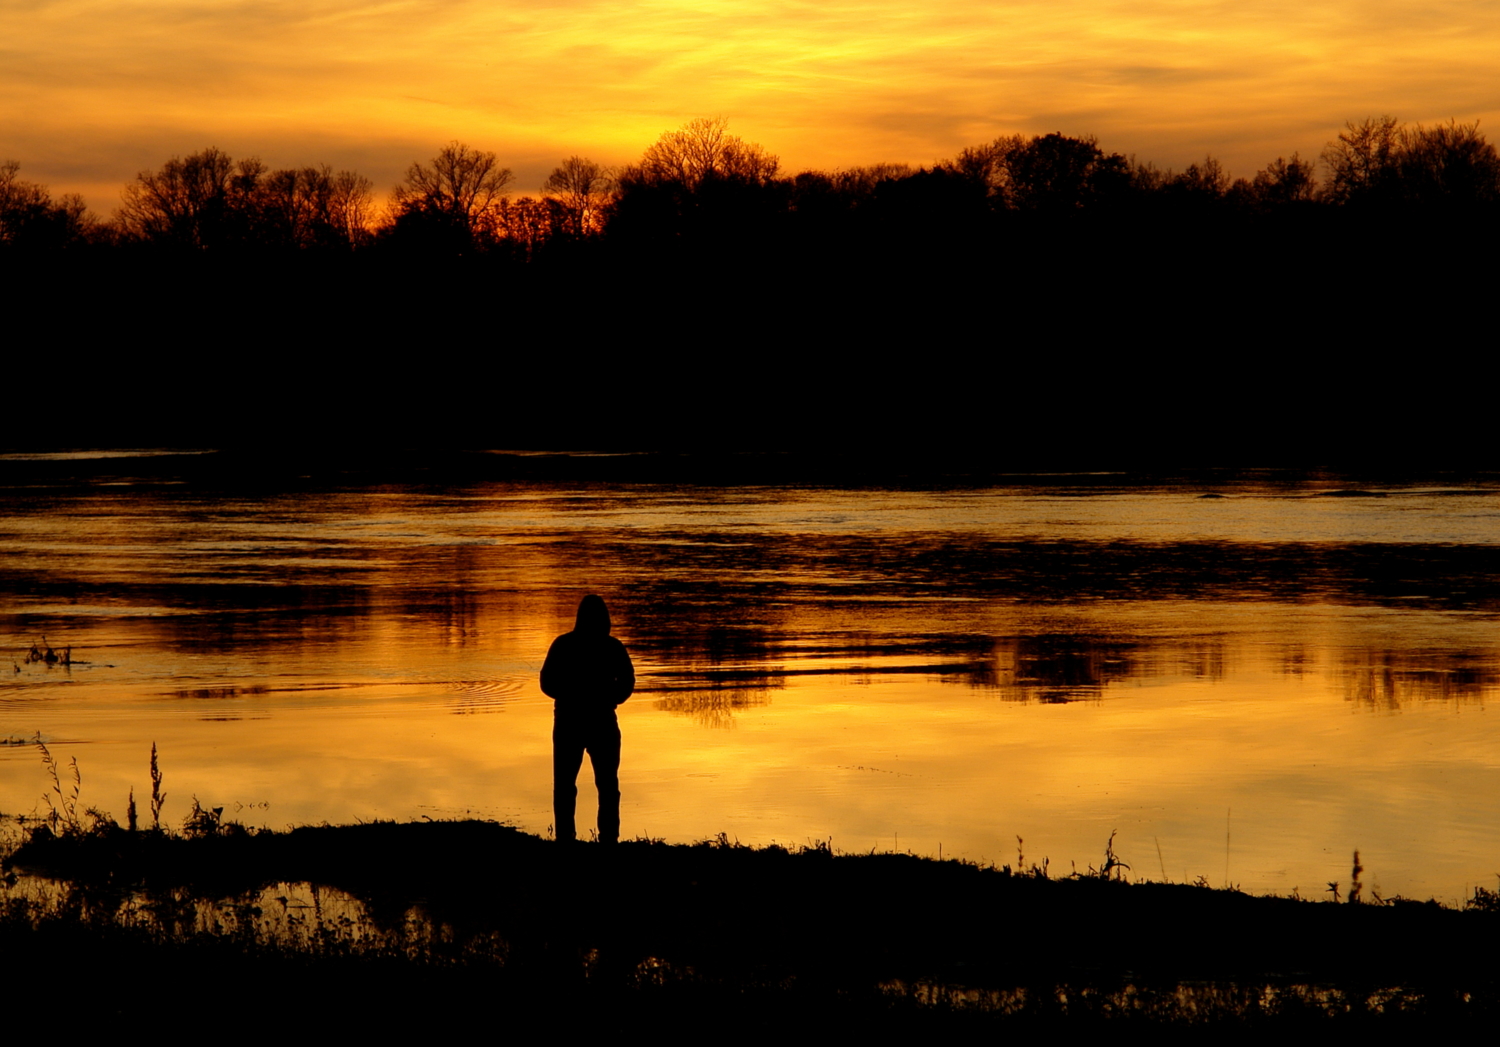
(631, 627, 1241, 708)
(4, 472, 1500, 899)
(446, 677, 527, 714)
(653, 687, 772, 729)
(985, 635, 1146, 703)
(2, 873, 387, 950)
(1341, 649, 1498, 709)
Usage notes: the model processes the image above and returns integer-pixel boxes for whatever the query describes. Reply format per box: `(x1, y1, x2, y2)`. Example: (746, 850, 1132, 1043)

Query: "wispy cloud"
(5, 0, 1499, 209)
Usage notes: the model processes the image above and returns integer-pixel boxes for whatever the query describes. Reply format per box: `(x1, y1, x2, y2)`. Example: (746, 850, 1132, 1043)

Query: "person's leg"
(552, 719, 586, 843)
(588, 719, 622, 844)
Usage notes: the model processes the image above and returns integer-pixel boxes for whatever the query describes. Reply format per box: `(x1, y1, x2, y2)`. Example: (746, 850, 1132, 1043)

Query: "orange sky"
(6, 0, 1500, 215)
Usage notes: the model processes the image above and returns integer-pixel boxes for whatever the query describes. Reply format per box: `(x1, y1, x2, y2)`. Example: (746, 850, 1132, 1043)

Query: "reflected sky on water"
(3, 468, 1499, 901)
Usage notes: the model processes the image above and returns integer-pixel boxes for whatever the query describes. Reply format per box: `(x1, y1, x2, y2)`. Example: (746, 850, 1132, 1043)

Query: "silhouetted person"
(541, 594, 634, 844)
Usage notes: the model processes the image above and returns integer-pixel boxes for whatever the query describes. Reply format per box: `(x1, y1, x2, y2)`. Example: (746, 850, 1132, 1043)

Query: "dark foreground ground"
(4, 821, 1498, 1033)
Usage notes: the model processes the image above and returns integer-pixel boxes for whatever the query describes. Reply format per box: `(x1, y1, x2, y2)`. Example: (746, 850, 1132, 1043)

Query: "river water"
(3, 454, 1499, 902)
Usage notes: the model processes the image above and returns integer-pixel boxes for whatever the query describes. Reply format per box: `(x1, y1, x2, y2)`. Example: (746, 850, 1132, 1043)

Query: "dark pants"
(553, 711, 621, 844)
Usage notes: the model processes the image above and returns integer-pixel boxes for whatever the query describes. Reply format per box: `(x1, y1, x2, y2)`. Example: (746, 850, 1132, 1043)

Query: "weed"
(83, 807, 117, 833)
(1465, 878, 1500, 914)
(23, 638, 69, 666)
(33, 742, 115, 838)
(36, 741, 81, 834)
(149, 742, 164, 831)
(24, 749, 247, 844)
(1071, 831, 1132, 881)
(1010, 837, 1050, 879)
(1349, 850, 1364, 904)
(1099, 830, 1130, 881)
(183, 796, 223, 838)
(1327, 881, 1341, 904)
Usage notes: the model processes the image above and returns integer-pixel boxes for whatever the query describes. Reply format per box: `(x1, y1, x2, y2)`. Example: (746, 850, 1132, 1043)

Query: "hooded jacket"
(540, 595, 635, 715)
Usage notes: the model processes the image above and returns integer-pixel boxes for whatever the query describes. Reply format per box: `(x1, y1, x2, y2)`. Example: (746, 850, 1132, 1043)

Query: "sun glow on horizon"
(5, 0, 1499, 214)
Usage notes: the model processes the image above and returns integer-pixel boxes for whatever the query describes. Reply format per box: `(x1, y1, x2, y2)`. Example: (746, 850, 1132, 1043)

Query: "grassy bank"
(4, 820, 1499, 1031)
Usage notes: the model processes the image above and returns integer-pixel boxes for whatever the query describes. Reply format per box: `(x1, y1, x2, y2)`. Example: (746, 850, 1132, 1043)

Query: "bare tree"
(624, 117, 779, 190)
(833, 164, 915, 197)
(1395, 120, 1500, 205)
(1004, 134, 1130, 211)
(1171, 155, 1231, 198)
(258, 167, 315, 245)
(940, 134, 1128, 211)
(259, 165, 376, 249)
(391, 142, 513, 247)
(1249, 153, 1317, 204)
(329, 169, 377, 247)
(942, 136, 1023, 205)
(0, 160, 94, 248)
(541, 156, 614, 237)
(499, 196, 556, 260)
(116, 147, 264, 248)
(1320, 116, 1401, 204)
(1321, 116, 1500, 206)
(1129, 158, 1170, 192)
(114, 148, 376, 250)
(0, 160, 54, 244)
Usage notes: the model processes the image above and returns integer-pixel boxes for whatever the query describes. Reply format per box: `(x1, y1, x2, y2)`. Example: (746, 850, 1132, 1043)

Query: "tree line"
(3, 115, 1497, 260)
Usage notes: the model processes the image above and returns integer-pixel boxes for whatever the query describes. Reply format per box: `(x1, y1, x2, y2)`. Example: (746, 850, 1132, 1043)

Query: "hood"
(574, 594, 612, 635)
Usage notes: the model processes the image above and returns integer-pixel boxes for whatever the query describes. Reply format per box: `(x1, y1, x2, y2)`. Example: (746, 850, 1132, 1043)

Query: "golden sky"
(6, 0, 1500, 214)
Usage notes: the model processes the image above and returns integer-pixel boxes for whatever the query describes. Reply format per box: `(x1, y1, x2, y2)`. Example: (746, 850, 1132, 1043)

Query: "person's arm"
(540, 637, 565, 699)
(613, 640, 635, 705)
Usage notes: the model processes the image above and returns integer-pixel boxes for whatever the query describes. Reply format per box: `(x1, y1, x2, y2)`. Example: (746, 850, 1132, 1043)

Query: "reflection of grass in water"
(7, 820, 1500, 1029)
(9, 746, 1500, 1028)
(1341, 649, 1500, 708)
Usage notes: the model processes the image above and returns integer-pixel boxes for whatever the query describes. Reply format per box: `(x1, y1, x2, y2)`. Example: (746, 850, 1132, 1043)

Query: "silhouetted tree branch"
(389, 142, 513, 254)
(541, 156, 614, 238)
(0, 160, 95, 250)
